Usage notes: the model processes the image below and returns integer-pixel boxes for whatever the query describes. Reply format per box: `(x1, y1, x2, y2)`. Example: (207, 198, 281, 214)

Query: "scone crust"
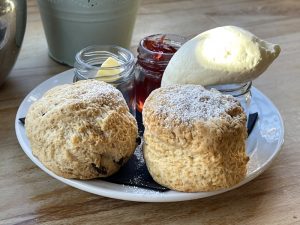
(25, 80, 138, 179)
(143, 84, 248, 192)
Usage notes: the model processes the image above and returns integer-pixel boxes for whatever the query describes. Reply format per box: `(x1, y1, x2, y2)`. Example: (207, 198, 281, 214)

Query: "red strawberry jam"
(135, 34, 186, 112)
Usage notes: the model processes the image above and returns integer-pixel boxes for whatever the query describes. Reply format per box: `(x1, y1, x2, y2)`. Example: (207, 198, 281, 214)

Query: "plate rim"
(15, 69, 285, 202)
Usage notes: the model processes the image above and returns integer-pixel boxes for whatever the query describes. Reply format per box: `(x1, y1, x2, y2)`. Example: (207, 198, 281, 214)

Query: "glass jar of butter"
(74, 45, 136, 115)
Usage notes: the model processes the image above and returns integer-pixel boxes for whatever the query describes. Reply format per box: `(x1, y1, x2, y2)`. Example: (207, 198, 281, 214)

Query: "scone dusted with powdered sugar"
(25, 80, 138, 179)
(143, 84, 248, 192)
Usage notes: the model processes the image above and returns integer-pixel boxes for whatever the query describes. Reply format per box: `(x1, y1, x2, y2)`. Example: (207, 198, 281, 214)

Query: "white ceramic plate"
(15, 69, 284, 202)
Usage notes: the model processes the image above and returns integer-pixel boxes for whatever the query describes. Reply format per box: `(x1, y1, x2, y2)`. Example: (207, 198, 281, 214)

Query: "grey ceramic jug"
(0, 0, 26, 86)
(37, 0, 139, 66)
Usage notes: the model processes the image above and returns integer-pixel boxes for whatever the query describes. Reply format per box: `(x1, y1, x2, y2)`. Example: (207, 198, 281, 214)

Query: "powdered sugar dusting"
(42, 80, 126, 110)
(73, 80, 124, 102)
(123, 184, 163, 195)
(149, 85, 239, 125)
(128, 144, 145, 185)
(134, 143, 145, 168)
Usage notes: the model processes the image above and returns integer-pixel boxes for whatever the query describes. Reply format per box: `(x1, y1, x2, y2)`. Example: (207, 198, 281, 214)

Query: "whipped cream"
(161, 26, 281, 86)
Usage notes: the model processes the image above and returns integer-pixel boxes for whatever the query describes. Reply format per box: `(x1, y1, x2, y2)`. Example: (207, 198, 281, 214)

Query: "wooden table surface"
(1, 0, 300, 224)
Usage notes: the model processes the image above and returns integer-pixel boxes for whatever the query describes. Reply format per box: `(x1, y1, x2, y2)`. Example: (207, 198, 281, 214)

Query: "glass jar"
(207, 82, 252, 115)
(135, 34, 186, 113)
(74, 45, 136, 115)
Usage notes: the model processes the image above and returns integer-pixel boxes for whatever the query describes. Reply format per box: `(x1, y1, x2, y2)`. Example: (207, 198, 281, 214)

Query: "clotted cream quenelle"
(161, 26, 281, 86)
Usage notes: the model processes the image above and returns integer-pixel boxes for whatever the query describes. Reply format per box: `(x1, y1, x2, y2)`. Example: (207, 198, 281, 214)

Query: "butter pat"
(96, 57, 121, 82)
(161, 26, 281, 86)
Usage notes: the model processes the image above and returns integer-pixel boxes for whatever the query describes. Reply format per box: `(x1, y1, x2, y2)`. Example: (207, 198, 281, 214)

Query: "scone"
(25, 80, 138, 179)
(142, 84, 248, 192)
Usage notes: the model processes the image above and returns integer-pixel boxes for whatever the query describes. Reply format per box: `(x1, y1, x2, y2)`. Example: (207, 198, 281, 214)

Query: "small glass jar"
(135, 34, 186, 112)
(74, 45, 136, 115)
(207, 82, 252, 114)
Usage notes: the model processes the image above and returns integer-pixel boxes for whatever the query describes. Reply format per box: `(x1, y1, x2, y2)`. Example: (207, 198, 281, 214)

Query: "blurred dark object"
(0, 0, 26, 86)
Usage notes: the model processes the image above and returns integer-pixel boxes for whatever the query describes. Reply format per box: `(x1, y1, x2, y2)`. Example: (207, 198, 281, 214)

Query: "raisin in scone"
(142, 84, 248, 192)
(25, 80, 138, 179)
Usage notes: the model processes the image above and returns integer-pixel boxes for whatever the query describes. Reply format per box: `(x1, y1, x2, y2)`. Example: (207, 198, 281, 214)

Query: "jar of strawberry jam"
(135, 34, 186, 113)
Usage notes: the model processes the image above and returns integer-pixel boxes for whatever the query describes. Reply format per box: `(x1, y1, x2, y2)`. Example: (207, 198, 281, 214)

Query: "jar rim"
(75, 45, 135, 73)
(208, 82, 252, 97)
(138, 33, 187, 56)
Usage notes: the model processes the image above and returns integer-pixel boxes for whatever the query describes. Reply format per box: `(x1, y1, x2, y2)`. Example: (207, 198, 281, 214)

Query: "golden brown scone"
(25, 80, 138, 179)
(143, 84, 248, 192)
